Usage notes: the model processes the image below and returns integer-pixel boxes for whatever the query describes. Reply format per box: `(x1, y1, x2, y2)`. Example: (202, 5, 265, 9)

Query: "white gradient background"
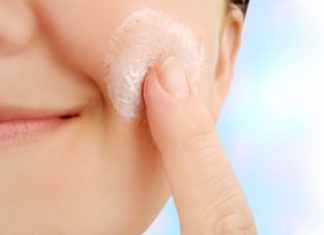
(145, 0, 324, 234)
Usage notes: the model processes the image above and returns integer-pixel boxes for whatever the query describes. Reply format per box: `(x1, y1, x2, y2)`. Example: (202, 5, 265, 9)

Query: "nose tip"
(0, 1, 37, 56)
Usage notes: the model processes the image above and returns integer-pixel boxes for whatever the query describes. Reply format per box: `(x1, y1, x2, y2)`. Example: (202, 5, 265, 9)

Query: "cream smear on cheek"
(104, 7, 204, 119)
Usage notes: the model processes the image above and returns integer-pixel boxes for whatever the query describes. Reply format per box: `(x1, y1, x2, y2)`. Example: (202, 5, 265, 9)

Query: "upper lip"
(0, 105, 82, 122)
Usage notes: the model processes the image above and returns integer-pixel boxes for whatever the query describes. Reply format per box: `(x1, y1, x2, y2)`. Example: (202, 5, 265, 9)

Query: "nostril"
(0, 1, 36, 56)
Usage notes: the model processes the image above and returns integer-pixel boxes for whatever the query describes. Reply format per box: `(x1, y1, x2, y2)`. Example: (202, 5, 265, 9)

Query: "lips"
(0, 105, 81, 148)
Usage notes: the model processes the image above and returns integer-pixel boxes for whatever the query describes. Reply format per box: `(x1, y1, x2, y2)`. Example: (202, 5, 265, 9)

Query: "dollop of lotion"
(104, 7, 204, 119)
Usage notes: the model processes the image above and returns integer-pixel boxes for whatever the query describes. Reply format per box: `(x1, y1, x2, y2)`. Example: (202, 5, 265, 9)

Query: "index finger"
(144, 57, 256, 234)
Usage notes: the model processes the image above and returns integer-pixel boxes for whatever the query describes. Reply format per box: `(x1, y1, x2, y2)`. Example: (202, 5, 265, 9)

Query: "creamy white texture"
(104, 7, 204, 119)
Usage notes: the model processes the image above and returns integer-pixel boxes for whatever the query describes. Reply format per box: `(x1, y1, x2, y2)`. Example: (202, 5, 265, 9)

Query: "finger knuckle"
(204, 196, 257, 235)
(184, 129, 218, 157)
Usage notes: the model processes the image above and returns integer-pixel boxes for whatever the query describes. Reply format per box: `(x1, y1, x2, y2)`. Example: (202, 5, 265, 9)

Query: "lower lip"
(0, 118, 67, 148)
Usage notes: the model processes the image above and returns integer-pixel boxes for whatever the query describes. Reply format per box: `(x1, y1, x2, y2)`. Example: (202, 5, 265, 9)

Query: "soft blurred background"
(145, 0, 324, 234)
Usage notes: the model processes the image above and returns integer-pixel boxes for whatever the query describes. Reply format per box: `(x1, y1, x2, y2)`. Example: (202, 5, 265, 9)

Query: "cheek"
(34, 0, 122, 84)
(35, 0, 219, 117)
(104, 7, 204, 120)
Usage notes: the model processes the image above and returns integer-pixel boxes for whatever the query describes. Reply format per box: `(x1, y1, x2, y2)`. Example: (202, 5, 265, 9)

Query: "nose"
(0, 1, 37, 56)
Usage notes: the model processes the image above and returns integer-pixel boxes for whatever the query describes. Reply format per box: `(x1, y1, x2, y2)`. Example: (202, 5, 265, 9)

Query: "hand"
(143, 57, 257, 234)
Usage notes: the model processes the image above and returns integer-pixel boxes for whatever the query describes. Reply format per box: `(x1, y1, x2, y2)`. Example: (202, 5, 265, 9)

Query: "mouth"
(0, 105, 82, 148)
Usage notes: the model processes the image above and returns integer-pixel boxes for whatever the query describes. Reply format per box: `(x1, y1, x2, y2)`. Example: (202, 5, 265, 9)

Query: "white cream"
(104, 7, 204, 119)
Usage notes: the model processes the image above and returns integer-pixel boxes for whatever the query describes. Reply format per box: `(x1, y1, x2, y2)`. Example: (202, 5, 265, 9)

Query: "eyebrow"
(231, 0, 250, 15)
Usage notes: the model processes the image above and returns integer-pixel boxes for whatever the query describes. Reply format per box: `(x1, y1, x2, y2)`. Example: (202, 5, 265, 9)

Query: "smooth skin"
(0, 0, 256, 234)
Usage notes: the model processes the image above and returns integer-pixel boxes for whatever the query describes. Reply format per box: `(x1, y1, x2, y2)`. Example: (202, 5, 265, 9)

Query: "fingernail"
(157, 57, 189, 98)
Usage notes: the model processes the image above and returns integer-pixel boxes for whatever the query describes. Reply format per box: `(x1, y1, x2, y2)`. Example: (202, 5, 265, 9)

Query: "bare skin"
(144, 57, 257, 234)
(0, 0, 256, 234)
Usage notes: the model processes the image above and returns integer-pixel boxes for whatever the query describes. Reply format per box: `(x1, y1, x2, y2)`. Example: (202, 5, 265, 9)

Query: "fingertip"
(156, 57, 190, 98)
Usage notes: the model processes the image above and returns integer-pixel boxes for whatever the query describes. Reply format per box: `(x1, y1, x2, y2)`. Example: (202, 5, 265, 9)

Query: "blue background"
(145, 1, 324, 234)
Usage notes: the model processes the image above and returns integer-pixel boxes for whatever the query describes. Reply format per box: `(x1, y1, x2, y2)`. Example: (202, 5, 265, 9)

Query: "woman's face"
(0, 0, 235, 234)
